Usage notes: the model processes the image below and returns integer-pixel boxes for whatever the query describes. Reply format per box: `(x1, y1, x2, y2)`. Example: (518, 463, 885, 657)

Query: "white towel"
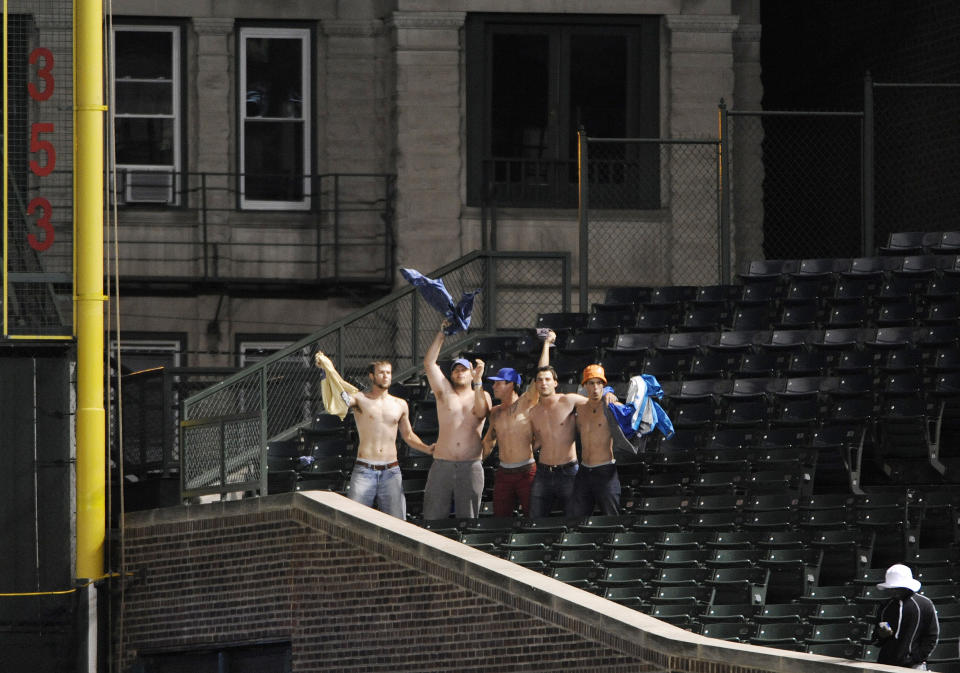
(626, 375, 655, 435)
(315, 353, 360, 420)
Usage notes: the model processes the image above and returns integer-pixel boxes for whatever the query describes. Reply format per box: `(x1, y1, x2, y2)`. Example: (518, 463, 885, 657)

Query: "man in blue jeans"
(315, 353, 434, 519)
(570, 364, 621, 516)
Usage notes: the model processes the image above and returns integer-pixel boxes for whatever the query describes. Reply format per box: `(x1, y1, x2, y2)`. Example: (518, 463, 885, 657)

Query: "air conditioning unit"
(124, 169, 175, 204)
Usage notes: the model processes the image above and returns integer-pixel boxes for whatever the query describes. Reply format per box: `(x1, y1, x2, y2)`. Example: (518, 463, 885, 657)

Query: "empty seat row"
(539, 294, 960, 337)
(880, 230, 960, 256)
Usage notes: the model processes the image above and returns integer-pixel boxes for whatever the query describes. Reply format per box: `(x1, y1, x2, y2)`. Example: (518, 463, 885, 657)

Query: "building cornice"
(389, 11, 466, 30)
(323, 19, 384, 38)
(192, 18, 235, 36)
(665, 14, 740, 34)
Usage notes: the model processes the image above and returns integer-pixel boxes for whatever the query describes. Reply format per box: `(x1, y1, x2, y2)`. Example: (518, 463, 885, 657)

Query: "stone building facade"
(107, 0, 761, 367)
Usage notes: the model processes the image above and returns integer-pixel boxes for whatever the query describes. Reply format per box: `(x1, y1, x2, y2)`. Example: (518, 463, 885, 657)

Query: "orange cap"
(581, 364, 607, 385)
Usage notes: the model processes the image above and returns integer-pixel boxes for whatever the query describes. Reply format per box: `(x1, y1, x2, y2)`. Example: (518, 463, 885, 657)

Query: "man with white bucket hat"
(874, 564, 940, 669)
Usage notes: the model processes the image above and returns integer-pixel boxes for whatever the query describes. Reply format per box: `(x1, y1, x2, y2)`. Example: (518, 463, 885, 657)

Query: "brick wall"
(119, 493, 885, 673)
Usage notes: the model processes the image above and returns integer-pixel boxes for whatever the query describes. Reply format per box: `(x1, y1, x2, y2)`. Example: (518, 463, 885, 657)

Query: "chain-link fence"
(4, 9, 74, 337)
(580, 136, 721, 306)
(724, 110, 864, 267)
(119, 367, 237, 480)
(872, 82, 960, 245)
(722, 81, 960, 266)
(180, 250, 570, 499)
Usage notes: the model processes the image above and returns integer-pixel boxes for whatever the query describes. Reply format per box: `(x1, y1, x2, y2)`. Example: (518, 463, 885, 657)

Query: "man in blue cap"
(481, 335, 553, 517)
(422, 319, 492, 519)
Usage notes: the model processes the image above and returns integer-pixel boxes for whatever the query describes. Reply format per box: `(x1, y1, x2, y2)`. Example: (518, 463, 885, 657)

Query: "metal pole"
(480, 162, 488, 251)
(484, 253, 496, 331)
(411, 293, 419, 370)
(333, 174, 340, 278)
(384, 175, 393, 282)
(719, 100, 732, 283)
(201, 172, 208, 279)
(259, 367, 268, 495)
(577, 126, 589, 312)
(219, 419, 227, 501)
(75, 0, 106, 581)
(862, 71, 875, 256)
(490, 189, 498, 251)
(316, 175, 322, 280)
(336, 325, 343, 371)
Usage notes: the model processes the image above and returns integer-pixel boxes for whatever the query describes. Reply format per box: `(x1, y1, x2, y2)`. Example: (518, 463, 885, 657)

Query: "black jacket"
(875, 592, 940, 667)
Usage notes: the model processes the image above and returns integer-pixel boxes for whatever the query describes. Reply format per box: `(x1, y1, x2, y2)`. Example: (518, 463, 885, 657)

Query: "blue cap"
(451, 357, 472, 372)
(487, 367, 522, 387)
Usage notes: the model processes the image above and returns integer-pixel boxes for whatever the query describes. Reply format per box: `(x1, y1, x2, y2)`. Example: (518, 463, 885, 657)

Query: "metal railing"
(481, 157, 578, 209)
(111, 171, 396, 290)
(179, 250, 571, 500)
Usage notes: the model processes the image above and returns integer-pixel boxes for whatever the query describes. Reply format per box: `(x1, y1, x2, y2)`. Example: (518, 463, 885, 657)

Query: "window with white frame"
(239, 26, 311, 210)
(237, 338, 309, 368)
(110, 337, 184, 373)
(112, 25, 181, 205)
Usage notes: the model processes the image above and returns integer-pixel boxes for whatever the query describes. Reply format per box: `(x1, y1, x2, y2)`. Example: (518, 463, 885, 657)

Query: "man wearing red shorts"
(480, 335, 551, 517)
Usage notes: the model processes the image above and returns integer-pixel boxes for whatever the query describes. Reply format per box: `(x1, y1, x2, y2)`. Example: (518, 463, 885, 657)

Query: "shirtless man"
(480, 336, 552, 517)
(314, 352, 433, 519)
(570, 364, 620, 516)
(421, 320, 492, 519)
(528, 332, 617, 518)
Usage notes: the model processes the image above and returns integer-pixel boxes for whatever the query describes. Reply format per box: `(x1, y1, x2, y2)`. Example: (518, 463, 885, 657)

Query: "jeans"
(570, 463, 620, 517)
(492, 463, 537, 517)
(529, 462, 579, 518)
(422, 459, 484, 520)
(347, 464, 406, 519)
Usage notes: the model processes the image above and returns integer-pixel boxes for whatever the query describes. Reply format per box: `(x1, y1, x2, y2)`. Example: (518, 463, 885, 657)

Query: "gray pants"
(422, 458, 484, 520)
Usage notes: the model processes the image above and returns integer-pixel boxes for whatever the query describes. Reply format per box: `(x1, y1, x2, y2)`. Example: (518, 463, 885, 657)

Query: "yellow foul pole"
(75, 0, 106, 580)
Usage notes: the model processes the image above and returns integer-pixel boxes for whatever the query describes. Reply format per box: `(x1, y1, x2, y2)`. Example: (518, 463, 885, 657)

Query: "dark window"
(239, 27, 311, 210)
(466, 14, 660, 208)
(112, 25, 182, 204)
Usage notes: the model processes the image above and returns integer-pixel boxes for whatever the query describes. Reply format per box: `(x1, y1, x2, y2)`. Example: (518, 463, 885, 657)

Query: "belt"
(355, 460, 399, 471)
(539, 460, 577, 472)
(498, 463, 535, 474)
(580, 461, 615, 471)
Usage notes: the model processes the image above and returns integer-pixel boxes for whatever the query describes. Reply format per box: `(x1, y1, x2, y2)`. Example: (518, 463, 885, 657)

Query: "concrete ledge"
(127, 492, 905, 673)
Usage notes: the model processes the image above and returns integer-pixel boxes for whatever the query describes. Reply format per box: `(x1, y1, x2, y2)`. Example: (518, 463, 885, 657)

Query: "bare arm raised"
(314, 351, 358, 408)
(521, 329, 555, 406)
(423, 320, 453, 397)
(472, 358, 491, 418)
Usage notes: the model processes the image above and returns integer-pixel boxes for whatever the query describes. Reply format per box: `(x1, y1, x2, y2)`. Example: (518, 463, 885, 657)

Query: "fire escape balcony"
(110, 171, 396, 298)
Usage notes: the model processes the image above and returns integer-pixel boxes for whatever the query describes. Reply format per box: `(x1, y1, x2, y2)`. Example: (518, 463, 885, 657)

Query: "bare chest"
(358, 397, 403, 426)
(576, 405, 608, 440)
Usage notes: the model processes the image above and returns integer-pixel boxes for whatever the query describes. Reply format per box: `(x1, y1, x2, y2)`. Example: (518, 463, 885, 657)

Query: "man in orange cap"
(528, 333, 617, 518)
(570, 363, 621, 516)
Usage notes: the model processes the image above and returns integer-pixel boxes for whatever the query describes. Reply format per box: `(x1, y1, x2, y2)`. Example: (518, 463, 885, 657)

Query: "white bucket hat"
(877, 564, 921, 592)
